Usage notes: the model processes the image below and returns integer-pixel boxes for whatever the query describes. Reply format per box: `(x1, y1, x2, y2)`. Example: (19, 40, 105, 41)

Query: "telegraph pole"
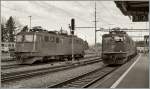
(72, 2, 98, 46)
(29, 16, 32, 31)
(94, 2, 97, 46)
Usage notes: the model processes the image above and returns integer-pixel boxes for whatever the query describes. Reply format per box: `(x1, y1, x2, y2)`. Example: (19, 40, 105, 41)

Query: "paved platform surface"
(116, 53, 149, 88)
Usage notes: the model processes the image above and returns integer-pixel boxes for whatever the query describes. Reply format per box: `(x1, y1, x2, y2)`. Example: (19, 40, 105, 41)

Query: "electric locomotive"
(15, 26, 89, 64)
(102, 28, 137, 65)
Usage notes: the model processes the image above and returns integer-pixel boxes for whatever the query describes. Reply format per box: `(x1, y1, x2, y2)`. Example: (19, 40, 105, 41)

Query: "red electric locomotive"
(15, 26, 89, 64)
(102, 28, 137, 65)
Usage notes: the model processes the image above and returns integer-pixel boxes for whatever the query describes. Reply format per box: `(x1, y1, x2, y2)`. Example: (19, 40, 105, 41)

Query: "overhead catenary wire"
(99, 2, 125, 27)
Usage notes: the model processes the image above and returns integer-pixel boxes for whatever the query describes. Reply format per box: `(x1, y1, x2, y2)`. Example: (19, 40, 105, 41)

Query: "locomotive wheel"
(59, 56, 64, 61)
(42, 56, 49, 62)
(67, 56, 72, 61)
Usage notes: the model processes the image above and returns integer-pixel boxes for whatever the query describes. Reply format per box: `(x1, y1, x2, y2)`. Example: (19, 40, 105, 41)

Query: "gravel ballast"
(2, 62, 104, 88)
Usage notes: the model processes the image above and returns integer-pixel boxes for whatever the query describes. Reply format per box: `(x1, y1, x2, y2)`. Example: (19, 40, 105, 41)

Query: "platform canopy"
(115, 1, 149, 22)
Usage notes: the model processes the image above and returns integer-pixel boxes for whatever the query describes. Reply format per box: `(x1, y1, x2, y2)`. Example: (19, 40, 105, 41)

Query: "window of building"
(4, 44, 7, 47)
(8, 44, 11, 47)
(1, 44, 4, 47)
(12, 44, 14, 47)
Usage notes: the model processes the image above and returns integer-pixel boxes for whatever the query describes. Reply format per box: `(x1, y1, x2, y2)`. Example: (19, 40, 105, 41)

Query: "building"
(115, 1, 149, 22)
(1, 42, 15, 53)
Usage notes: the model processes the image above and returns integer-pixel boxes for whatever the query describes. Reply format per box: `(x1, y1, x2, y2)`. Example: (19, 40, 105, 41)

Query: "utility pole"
(94, 2, 97, 46)
(29, 16, 32, 31)
(72, 2, 98, 46)
(109, 24, 113, 32)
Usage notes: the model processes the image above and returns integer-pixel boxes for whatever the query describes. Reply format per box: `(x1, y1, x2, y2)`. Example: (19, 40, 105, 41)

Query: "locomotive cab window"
(44, 36, 49, 42)
(16, 35, 23, 42)
(103, 37, 112, 43)
(49, 36, 55, 42)
(24, 35, 35, 42)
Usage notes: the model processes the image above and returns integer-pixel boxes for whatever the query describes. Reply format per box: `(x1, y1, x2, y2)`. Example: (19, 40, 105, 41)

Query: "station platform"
(114, 53, 149, 88)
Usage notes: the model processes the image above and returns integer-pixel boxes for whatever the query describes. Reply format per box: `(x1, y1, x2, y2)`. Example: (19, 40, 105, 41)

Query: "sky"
(1, 1, 149, 45)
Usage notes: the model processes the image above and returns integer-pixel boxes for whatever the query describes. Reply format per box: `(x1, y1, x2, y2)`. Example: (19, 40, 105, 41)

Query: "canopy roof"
(115, 1, 149, 22)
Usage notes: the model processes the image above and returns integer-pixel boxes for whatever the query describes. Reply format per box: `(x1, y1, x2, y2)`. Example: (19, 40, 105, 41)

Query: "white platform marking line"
(110, 54, 141, 88)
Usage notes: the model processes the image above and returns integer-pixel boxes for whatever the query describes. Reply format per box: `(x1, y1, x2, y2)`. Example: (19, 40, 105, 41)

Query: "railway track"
(48, 66, 119, 88)
(1, 58, 15, 62)
(48, 55, 139, 88)
(1, 57, 101, 83)
(1, 64, 26, 70)
(1, 55, 100, 70)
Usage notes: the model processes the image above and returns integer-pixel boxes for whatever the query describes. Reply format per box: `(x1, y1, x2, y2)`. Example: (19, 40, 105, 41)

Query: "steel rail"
(48, 66, 119, 88)
(1, 55, 99, 70)
(1, 57, 102, 82)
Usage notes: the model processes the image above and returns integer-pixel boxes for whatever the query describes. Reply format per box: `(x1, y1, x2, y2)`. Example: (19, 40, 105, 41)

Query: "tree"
(1, 17, 7, 42)
(1, 24, 6, 42)
(6, 16, 16, 42)
(21, 25, 28, 32)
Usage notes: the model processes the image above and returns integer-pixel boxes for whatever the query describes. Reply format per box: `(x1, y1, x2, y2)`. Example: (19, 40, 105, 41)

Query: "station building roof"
(115, 1, 149, 22)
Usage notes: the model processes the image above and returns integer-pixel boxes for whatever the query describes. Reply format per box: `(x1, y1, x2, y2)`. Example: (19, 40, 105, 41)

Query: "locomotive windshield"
(16, 34, 36, 42)
(103, 37, 112, 43)
(114, 36, 124, 42)
(24, 35, 34, 42)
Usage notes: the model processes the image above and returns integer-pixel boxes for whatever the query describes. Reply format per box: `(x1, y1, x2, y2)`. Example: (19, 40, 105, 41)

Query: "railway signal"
(70, 18, 75, 62)
(71, 18, 75, 35)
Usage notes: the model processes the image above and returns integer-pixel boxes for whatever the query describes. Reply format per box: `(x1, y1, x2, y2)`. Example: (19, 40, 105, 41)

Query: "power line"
(1, 5, 17, 12)
(96, 28, 149, 32)
(99, 2, 125, 27)
(1, 5, 41, 19)
(94, 2, 97, 46)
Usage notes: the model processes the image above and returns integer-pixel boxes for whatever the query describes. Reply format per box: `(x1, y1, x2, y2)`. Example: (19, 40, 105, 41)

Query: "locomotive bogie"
(16, 54, 84, 64)
(102, 53, 127, 65)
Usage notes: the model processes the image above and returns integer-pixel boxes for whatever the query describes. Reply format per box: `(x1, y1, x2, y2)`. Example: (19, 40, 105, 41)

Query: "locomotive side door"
(36, 34, 43, 52)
